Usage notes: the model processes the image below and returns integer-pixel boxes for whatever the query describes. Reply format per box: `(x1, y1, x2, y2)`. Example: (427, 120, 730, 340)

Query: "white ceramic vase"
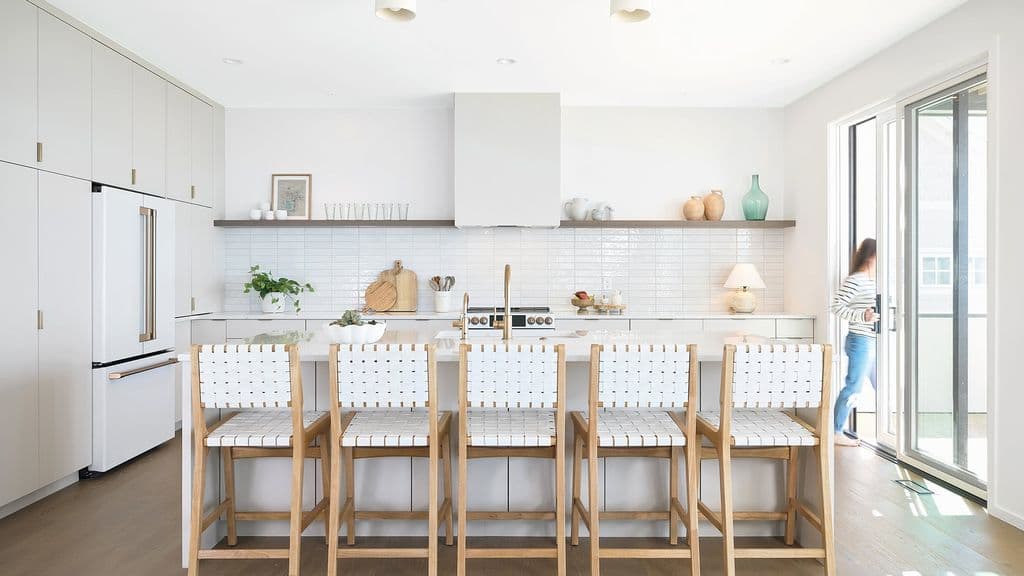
(261, 292, 286, 313)
(563, 197, 591, 221)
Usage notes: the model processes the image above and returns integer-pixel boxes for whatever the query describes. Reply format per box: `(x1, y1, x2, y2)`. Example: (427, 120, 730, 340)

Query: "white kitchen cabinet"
(37, 10, 91, 180)
(131, 65, 166, 195)
(0, 0, 38, 167)
(189, 98, 213, 207)
(704, 318, 776, 338)
(91, 42, 133, 189)
(175, 202, 218, 317)
(560, 318, 630, 331)
(37, 172, 92, 485)
(165, 84, 191, 202)
(191, 320, 227, 345)
(628, 319, 704, 334)
(226, 320, 306, 340)
(174, 202, 192, 317)
(775, 318, 815, 339)
(0, 162, 40, 506)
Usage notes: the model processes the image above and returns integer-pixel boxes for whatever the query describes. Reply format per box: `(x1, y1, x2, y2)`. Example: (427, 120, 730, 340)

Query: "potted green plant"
(243, 265, 314, 313)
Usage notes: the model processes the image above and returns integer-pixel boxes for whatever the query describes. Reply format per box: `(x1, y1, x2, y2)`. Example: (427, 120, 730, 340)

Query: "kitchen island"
(180, 325, 828, 566)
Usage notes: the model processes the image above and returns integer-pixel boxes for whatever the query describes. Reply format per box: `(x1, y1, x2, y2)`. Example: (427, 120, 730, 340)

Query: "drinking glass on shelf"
(398, 203, 409, 220)
(381, 202, 393, 220)
(323, 202, 332, 220)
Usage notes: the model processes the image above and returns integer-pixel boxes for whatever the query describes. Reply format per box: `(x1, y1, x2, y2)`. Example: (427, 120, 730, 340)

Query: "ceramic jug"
(703, 189, 725, 221)
(682, 196, 705, 221)
(564, 197, 591, 221)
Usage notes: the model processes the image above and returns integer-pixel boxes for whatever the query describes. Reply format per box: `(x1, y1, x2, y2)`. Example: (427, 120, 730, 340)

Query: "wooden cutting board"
(379, 260, 417, 312)
(364, 279, 397, 312)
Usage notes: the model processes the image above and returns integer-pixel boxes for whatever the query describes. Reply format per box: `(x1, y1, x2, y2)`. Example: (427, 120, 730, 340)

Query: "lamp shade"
(723, 263, 766, 289)
(375, 0, 416, 21)
(610, 0, 652, 22)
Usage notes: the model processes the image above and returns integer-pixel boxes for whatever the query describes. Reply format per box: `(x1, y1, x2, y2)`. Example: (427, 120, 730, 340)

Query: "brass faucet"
(491, 264, 512, 341)
(451, 292, 471, 340)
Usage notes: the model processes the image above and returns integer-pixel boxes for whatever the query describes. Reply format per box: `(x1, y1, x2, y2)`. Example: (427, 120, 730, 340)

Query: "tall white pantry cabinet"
(0, 164, 92, 506)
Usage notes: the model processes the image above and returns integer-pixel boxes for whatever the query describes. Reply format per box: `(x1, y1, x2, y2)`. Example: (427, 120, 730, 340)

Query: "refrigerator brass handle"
(139, 207, 156, 342)
(108, 357, 178, 380)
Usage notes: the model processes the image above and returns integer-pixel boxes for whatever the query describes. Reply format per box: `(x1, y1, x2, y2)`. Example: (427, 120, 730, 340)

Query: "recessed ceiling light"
(770, 58, 791, 65)
(222, 58, 244, 65)
(496, 57, 517, 66)
(375, 0, 416, 22)
(610, 0, 651, 22)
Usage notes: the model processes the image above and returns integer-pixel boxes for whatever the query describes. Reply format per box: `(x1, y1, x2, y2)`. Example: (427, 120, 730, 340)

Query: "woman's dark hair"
(851, 238, 877, 274)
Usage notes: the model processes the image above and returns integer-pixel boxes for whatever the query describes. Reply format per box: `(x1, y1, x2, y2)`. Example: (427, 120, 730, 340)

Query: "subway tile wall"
(222, 227, 784, 314)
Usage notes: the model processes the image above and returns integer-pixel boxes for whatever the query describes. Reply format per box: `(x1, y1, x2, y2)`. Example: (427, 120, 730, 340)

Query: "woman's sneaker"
(835, 434, 860, 447)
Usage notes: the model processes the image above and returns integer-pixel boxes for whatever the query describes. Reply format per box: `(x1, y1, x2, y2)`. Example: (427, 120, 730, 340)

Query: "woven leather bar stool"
(457, 343, 567, 576)
(570, 343, 701, 575)
(326, 343, 453, 576)
(697, 343, 835, 576)
(187, 344, 330, 576)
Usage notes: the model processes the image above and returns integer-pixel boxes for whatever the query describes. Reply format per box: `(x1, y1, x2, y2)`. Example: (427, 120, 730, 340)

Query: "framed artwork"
(271, 174, 312, 220)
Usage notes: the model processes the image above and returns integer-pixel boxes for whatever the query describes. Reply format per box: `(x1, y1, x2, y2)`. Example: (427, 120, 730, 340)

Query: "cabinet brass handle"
(131, 168, 137, 185)
(191, 297, 196, 312)
(191, 185, 196, 199)
(36, 142, 43, 163)
(37, 310, 43, 330)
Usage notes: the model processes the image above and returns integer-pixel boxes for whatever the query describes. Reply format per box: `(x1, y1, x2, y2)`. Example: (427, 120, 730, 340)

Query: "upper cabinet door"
(189, 98, 213, 207)
(190, 204, 219, 314)
(37, 10, 91, 180)
(0, 0, 38, 167)
(174, 201, 191, 317)
(91, 42, 132, 189)
(131, 65, 166, 195)
(165, 84, 191, 202)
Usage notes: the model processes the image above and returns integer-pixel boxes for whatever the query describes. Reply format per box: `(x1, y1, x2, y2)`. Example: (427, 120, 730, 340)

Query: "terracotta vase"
(703, 189, 725, 221)
(682, 196, 705, 221)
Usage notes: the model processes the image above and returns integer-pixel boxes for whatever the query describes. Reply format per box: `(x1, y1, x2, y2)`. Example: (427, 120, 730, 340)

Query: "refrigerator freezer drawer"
(91, 353, 176, 472)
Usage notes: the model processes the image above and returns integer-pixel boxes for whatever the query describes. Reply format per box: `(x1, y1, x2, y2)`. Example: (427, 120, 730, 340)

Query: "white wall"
(783, 0, 1024, 528)
(225, 107, 785, 221)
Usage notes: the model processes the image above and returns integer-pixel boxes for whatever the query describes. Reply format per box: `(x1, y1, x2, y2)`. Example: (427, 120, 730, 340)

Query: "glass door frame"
(903, 72, 987, 495)
(875, 107, 902, 452)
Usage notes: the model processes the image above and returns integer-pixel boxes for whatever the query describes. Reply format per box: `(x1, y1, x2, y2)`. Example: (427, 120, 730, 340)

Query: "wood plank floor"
(0, 433, 1021, 575)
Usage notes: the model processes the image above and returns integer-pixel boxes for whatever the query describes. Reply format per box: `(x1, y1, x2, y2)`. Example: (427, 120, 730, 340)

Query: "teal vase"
(742, 174, 769, 221)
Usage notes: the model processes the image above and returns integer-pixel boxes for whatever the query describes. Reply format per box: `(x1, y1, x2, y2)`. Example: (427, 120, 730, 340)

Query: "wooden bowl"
(571, 297, 594, 310)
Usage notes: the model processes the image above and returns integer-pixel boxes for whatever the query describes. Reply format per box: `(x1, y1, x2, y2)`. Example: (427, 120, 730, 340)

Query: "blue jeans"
(833, 334, 877, 433)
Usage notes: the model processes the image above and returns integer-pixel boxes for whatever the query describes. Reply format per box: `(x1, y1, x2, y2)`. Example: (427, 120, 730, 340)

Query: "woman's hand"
(864, 308, 876, 322)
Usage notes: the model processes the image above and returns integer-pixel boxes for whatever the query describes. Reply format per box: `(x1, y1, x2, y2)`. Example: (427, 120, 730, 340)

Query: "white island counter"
(180, 325, 826, 566)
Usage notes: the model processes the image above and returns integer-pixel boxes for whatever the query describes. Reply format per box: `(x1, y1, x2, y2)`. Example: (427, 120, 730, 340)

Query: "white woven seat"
(205, 409, 328, 447)
(341, 409, 433, 447)
(466, 408, 556, 447)
(698, 408, 817, 447)
(586, 409, 687, 447)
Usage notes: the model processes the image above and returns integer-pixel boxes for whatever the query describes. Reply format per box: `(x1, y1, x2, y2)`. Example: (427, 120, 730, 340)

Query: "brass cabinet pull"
(36, 142, 43, 163)
(191, 297, 196, 312)
(131, 168, 137, 185)
(37, 310, 43, 330)
(190, 185, 196, 199)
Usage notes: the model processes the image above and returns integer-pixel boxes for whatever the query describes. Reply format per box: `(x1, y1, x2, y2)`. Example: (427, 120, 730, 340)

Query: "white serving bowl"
(322, 322, 387, 344)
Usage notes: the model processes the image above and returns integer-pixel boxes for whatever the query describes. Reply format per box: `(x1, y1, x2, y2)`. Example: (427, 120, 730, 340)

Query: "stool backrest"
(726, 343, 830, 408)
(594, 343, 696, 408)
(461, 343, 564, 408)
(192, 344, 300, 409)
(330, 343, 433, 408)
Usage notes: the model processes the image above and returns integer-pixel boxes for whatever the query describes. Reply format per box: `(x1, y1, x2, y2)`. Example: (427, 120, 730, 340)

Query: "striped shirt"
(832, 272, 877, 337)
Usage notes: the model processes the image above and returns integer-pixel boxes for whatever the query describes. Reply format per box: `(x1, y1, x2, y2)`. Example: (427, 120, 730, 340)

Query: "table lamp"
(724, 263, 766, 314)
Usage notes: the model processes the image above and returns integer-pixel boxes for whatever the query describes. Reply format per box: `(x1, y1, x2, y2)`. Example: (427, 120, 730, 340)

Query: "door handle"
(889, 306, 898, 332)
(139, 207, 156, 342)
(108, 357, 178, 380)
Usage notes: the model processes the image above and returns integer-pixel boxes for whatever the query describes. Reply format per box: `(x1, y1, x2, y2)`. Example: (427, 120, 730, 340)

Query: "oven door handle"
(108, 357, 178, 380)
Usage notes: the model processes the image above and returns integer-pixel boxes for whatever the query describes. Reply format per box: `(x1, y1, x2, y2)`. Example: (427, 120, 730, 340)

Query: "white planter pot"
(322, 322, 387, 344)
(260, 292, 287, 313)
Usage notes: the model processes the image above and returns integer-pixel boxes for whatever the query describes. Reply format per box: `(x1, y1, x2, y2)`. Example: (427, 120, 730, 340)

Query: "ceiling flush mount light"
(221, 58, 243, 65)
(770, 57, 792, 65)
(610, 0, 651, 22)
(375, 0, 416, 22)
(496, 57, 517, 66)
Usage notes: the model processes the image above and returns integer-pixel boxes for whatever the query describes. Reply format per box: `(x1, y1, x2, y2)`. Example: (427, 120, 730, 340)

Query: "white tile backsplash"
(222, 227, 785, 314)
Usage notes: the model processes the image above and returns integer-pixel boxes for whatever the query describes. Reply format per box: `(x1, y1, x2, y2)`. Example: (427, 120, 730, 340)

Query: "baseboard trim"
(990, 505, 1024, 531)
(0, 473, 79, 520)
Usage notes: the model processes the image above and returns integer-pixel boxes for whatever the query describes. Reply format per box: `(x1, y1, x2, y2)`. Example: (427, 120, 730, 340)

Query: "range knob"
(469, 317, 480, 325)
(543, 316, 553, 325)
(527, 317, 536, 325)
(480, 316, 490, 326)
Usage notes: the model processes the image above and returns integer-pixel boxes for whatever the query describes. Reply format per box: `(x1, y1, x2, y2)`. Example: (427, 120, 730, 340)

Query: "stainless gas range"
(465, 306, 556, 333)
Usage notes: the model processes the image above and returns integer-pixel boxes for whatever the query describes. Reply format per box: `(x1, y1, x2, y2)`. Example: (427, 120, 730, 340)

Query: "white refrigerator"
(90, 185, 176, 472)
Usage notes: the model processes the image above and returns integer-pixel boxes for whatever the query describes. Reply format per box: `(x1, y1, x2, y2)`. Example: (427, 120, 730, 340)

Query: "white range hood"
(453, 93, 561, 227)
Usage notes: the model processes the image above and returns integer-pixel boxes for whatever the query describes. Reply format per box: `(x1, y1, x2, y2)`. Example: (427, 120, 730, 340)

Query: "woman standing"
(832, 238, 877, 447)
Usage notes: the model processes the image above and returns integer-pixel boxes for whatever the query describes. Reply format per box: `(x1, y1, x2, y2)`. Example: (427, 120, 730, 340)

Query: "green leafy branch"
(243, 265, 314, 312)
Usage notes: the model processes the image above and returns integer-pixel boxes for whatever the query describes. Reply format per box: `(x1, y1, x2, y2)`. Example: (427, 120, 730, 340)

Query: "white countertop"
(178, 325, 794, 363)
(187, 311, 816, 322)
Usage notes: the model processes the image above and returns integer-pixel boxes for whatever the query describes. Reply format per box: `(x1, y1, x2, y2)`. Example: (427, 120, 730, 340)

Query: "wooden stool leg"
(327, 442, 342, 576)
(719, 444, 736, 576)
(221, 447, 238, 546)
(428, 438, 439, 576)
(685, 443, 701, 576)
(187, 444, 207, 576)
(571, 434, 583, 546)
(555, 434, 566, 575)
(587, 435, 600, 576)
(669, 446, 679, 545)
(785, 446, 799, 546)
(287, 443, 305, 576)
(320, 433, 332, 547)
(817, 444, 836, 576)
(344, 447, 355, 546)
(457, 428, 468, 576)
(442, 433, 454, 546)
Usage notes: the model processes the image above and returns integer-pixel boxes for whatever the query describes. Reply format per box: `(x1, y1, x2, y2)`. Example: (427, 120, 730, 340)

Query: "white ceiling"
(46, 0, 966, 108)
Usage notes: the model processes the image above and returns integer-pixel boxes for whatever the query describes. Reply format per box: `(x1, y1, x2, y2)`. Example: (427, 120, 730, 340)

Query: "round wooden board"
(364, 279, 397, 311)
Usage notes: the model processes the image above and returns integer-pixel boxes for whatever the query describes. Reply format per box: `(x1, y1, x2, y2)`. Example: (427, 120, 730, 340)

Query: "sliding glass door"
(905, 74, 987, 492)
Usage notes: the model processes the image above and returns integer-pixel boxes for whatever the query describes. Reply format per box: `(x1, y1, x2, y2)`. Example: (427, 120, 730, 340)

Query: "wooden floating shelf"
(214, 219, 795, 229)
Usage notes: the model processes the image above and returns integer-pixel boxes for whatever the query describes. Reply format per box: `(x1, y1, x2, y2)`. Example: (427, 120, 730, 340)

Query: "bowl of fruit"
(323, 310, 387, 344)
(570, 291, 594, 312)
